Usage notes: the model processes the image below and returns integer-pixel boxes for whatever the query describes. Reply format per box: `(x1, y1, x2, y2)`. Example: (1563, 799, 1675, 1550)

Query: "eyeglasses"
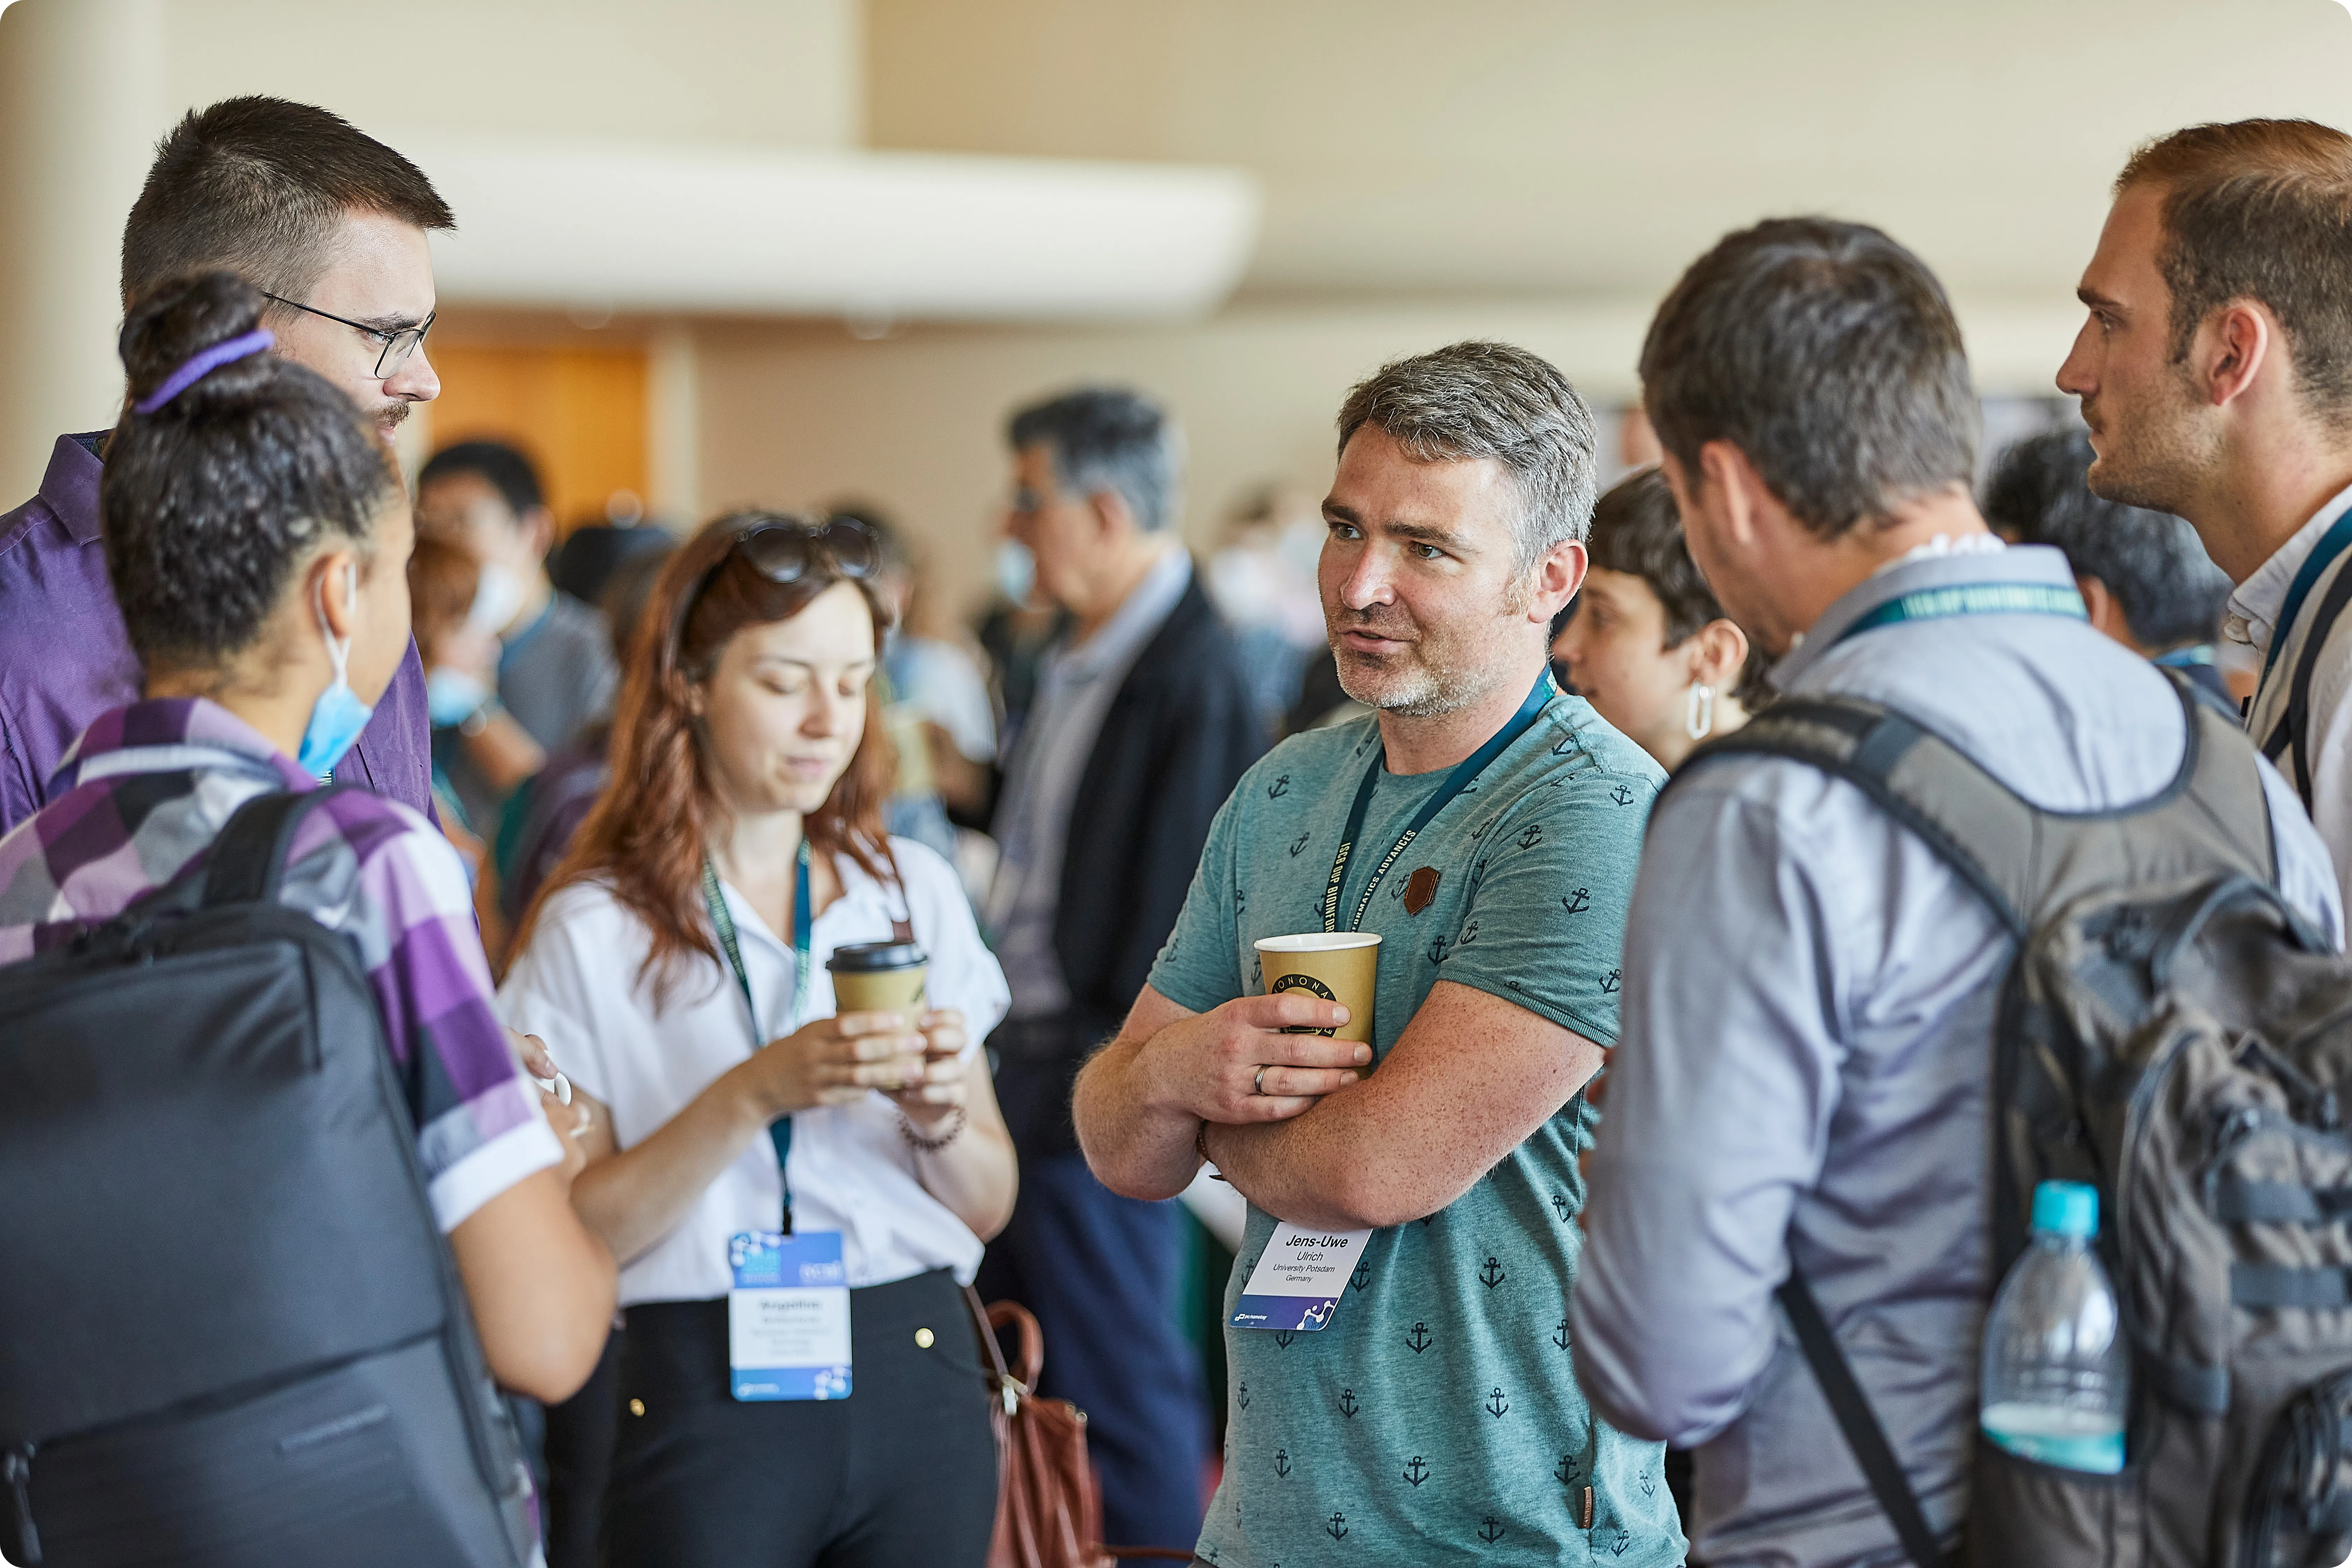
(725, 516, 881, 586)
(669, 514, 880, 663)
(261, 292, 436, 379)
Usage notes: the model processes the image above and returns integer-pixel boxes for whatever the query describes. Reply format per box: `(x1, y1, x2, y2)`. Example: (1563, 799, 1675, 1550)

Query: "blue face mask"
(297, 564, 376, 779)
(994, 540, 1036, 605)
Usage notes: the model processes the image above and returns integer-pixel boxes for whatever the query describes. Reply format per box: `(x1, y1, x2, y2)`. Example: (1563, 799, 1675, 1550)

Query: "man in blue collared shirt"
(979, 386, 1264, 1553)
(1572, 218, 2343, 1567)
(0, 96, 450, 832)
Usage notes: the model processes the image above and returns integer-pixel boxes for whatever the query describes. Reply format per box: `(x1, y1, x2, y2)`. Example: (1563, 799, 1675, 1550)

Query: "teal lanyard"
(2154, 644, 2218, 671)
(2259, 504, 2352, 688)
(1830, 581, 2087, 646)
(1322, 670, 1555, 934)
(702, 842, 813, 1232)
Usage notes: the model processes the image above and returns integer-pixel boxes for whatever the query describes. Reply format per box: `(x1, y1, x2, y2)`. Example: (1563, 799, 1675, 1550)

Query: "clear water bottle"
(1979, 1180, 2128, 1473)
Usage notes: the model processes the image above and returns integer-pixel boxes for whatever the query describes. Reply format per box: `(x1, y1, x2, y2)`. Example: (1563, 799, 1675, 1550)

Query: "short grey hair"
(1007, 386, 1183, 534)
(1335, 341, 1599, 570)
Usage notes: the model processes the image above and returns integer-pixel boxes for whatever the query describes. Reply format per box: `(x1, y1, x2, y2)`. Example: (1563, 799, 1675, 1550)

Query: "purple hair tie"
(133, 328, 274, 414)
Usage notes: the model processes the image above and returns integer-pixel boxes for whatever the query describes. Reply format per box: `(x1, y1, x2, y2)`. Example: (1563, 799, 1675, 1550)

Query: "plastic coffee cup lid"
(826, 940, 927, 973)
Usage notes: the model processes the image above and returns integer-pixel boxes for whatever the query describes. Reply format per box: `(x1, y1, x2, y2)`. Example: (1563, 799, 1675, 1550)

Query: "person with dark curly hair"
(0, 96, 453, 834)
(0, 269, 616, 1554)
(1552, 466, 1764, 771)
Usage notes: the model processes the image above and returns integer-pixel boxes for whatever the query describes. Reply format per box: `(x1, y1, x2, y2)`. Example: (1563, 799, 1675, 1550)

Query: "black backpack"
(0, 787, 536, 1568)
(1677, 675, 2352, 1567)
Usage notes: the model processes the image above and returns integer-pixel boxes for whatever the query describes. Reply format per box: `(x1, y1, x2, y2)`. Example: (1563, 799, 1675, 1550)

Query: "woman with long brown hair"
(499, 512, 1014, 1567)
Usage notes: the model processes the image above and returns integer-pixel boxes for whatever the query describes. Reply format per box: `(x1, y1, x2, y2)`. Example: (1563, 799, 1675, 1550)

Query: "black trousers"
(600, 1270, 997, 1568)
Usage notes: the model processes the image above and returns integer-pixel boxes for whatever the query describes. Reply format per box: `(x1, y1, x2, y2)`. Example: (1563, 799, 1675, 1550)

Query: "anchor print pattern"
(1192, 719, 1671, 1564)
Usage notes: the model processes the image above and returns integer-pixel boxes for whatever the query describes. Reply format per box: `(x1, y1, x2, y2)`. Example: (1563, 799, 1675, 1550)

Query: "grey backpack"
(0, 787, 537, 1568)
(1682, 674, 2352, 1567)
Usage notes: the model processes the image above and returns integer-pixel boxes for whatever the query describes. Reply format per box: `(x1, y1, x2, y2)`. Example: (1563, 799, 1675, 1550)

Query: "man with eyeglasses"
(977, 386, 1264, 1554)
(0, 96, 449, 833)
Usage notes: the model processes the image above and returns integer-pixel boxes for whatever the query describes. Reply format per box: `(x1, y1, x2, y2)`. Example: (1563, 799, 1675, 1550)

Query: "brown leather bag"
(961, 1290, 1199, 1568)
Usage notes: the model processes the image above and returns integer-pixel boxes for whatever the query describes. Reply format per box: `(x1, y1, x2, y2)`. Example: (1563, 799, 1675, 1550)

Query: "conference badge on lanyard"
(1231, 1224, 1372, 1332)
(705, 846, 854, 1400)
(728, 1229, 853, 1400)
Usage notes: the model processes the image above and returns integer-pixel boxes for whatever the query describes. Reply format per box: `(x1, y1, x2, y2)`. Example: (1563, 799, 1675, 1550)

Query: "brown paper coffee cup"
(826, 940, 929, 1021)
(1253, 932, 1379, 1044)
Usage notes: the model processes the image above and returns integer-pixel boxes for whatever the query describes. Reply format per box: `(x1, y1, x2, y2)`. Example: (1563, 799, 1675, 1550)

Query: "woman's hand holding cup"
(733, 1012, 928, 1119)
(887, 1008, 972, 1125)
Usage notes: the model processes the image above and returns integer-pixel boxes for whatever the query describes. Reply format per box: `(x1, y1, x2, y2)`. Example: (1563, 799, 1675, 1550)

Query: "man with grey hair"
(979, 385, 1263, 1552)
(1074, 342, 1680, 1565)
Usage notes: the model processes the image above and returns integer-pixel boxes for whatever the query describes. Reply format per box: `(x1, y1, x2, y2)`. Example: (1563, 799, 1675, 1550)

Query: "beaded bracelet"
(899, 1105, 968, 1152)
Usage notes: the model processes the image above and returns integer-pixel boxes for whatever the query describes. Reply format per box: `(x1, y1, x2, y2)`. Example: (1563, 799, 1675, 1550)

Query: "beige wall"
(165, 0, 858, 152)
(870, 0, 2352, 304)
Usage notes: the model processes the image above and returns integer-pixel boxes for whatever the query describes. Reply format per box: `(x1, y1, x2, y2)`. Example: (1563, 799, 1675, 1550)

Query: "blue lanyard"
(2154, 644, 2218, 670)
(1323, 670, 1555, 933)
(1830, 581, 2087, 646)
(2259, 505, 2352, 688)
(702, 842, 813, 1232)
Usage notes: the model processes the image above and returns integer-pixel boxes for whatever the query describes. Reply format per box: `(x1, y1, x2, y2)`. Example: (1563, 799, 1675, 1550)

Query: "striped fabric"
(0, 698, 559, 1231)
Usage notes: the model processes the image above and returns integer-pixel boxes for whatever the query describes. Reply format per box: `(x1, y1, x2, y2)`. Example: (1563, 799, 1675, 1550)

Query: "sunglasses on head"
(670, 514, 881, 663)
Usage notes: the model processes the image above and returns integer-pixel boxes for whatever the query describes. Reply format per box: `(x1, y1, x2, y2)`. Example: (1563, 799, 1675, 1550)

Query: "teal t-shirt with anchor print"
(1149, 690, 1682, 1567)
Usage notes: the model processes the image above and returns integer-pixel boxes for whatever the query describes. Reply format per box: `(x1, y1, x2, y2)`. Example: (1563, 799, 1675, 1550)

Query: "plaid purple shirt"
(0, 698, 559, 1230)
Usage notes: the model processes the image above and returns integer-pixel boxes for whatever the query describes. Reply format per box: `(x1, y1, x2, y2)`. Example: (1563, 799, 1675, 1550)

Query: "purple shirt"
(0, 696, 559, 1229)
(0, 432, 437, 835)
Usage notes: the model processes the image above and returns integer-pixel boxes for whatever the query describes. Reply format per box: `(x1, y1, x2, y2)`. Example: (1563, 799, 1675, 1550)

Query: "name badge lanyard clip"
(1320, 668, 1556, 934)
(703, 841, 813, 1233)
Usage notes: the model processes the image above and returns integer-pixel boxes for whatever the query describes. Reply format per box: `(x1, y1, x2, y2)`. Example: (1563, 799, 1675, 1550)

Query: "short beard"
(1330, 571, 1531, 719)
(2085, 362, 2214, 516)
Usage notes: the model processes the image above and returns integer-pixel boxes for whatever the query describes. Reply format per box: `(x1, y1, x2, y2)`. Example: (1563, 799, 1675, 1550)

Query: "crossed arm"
(1071, 978, 1605, 1231)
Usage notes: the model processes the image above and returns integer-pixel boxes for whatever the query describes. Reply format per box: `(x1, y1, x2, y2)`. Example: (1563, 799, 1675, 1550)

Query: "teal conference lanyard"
(1830, 581, 2088, 646)
(2259, 504, 2352, 688)
(702, 841, 814, 1233)
(1322, 668, 1556, 934)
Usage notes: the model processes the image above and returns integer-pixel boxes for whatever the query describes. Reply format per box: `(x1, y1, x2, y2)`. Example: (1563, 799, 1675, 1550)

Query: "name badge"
(1230, 1222, 1372, 1331)
(727, 1230, 852, 1400)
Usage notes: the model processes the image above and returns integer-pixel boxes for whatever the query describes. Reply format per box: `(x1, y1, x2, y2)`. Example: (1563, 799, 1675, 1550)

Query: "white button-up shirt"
(2232, 478, 2352, 915)
(499, 837, 1009, 1302)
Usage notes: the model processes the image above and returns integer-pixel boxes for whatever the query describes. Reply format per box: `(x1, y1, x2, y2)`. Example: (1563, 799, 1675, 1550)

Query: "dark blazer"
(992, 574, 1267, 1156)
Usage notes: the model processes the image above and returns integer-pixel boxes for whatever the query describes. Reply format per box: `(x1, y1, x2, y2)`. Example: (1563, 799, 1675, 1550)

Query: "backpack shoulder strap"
(197, 783, 366, 909)
(2264, 550, 2352, 811)
(1778, 1269, 1958, 1568)
(1672, 695, 2035, 937)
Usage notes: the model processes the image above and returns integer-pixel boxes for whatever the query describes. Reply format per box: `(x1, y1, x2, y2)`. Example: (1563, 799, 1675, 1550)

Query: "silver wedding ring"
(1253, 1065, 1269, 1096)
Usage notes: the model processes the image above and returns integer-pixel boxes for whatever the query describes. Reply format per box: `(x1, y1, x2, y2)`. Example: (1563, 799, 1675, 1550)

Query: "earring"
(1685, 682, 1716, 742)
